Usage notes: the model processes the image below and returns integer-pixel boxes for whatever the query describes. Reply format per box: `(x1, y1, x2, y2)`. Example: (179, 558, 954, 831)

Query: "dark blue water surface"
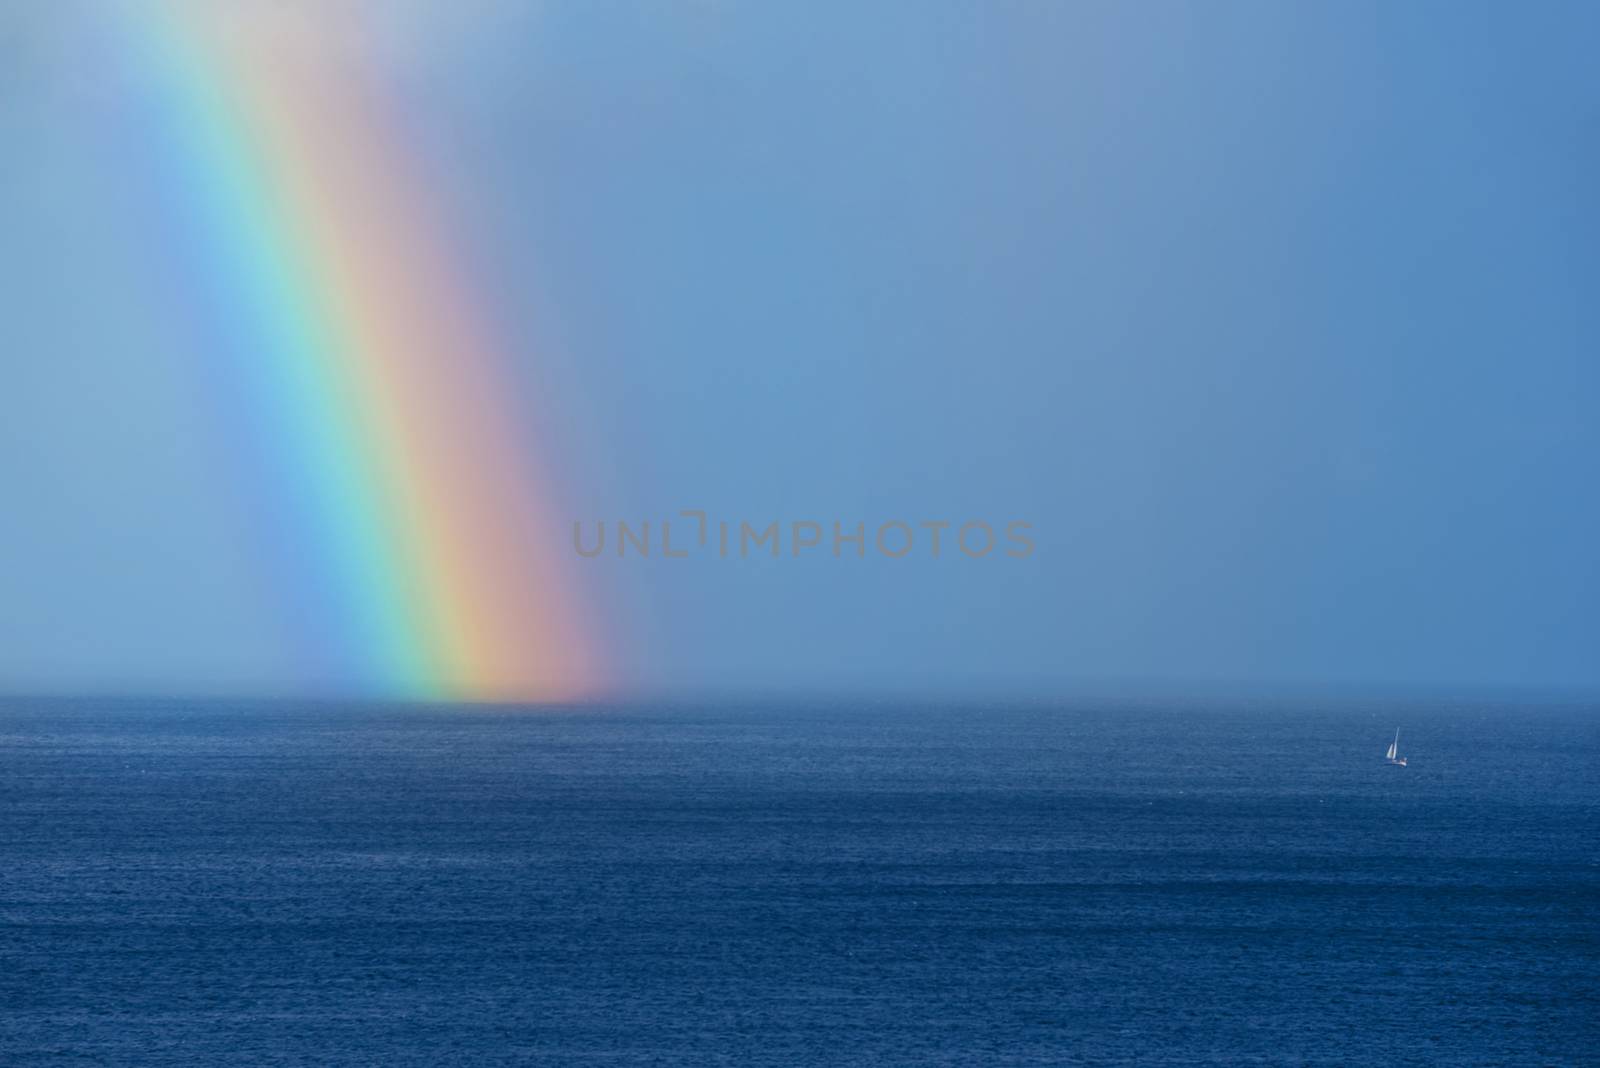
(2, 698, 1596, 1065)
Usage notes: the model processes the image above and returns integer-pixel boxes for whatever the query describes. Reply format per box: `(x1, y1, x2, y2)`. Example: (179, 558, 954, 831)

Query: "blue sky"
(0, 1, 1595, 698)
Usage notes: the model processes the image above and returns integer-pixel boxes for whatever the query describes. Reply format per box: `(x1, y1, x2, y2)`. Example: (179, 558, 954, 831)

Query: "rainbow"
(127, 4, 601, 701)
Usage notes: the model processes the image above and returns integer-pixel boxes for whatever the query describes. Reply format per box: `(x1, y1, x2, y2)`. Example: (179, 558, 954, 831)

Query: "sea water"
(2, 698, 1596, 1065)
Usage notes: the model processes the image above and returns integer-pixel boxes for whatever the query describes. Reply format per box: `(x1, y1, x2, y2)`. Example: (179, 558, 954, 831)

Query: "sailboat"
(1385, 728, 1407, 767)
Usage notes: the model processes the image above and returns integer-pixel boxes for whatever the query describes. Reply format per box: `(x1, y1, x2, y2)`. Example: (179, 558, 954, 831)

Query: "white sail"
(1386, 729, 1399, 761)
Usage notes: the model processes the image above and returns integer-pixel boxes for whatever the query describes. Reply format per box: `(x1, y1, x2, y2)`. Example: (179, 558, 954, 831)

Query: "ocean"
(1, 698, 1596, 1065)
